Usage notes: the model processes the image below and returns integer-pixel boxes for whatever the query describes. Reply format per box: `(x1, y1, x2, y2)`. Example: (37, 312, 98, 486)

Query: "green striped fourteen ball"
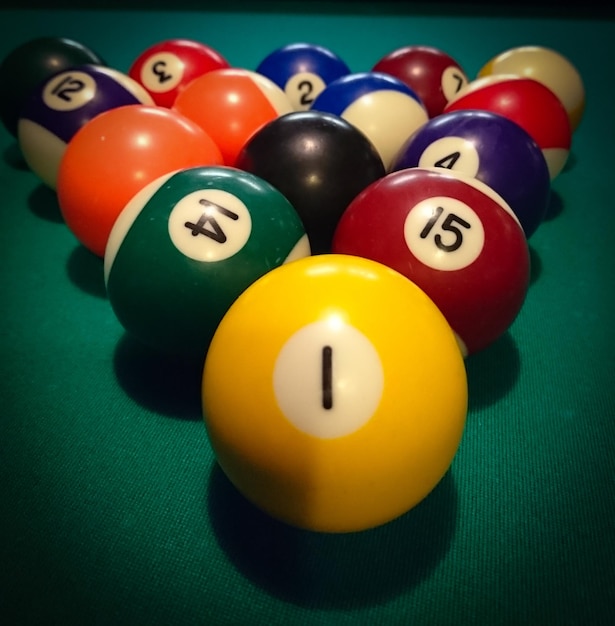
(104, 165, 311, 359)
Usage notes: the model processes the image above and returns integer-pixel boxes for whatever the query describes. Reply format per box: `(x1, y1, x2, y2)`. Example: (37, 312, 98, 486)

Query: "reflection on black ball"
(236, 110, 385, 254)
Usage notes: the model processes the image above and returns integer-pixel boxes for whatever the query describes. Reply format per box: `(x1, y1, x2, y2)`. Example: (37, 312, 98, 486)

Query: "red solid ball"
(332, 167, 530, 356)
(372, 45, 469, 118)
(128, 38, 230, 108)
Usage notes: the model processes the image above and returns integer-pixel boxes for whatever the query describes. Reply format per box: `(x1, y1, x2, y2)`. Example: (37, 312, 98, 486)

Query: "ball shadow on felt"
(3, 141, 28, 170)
(528, 244, 542, 286)
(465, 331, 521, 411)
(28, 182, 63, 223)
(543, 188, 564, 222)
(113, 332, 204, 421)
(65, 244, 107, 299)
(207, 462, 458, 609)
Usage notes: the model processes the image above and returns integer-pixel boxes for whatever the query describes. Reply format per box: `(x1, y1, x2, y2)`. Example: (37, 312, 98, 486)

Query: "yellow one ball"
(478, 45, 585, 132)
(202, 254, 468, 533)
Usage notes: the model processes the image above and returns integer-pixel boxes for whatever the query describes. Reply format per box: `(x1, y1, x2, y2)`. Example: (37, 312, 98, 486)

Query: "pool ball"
(478, 45, 585, 132)
(332, 168, 530, 356)
(391, 109, 551, 238)
(444, 75, 571, 180)
(128, 38, 230, 108)
(235, 110, 385, 254)
(202, 253, 467, 533)
(105, 166, 310, 358)
(372, 45, 469, 118)
(57, 104, 223, 258)
(310, 71, 428, 171)
(173, 68, 294, 166)
(255, 42, 351, 111)
(0, 36, 105, 137)
(17, 64, 154, 189)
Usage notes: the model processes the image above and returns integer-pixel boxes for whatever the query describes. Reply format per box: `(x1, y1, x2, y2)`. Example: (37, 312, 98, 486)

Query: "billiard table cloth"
(1, 2, 614, 624)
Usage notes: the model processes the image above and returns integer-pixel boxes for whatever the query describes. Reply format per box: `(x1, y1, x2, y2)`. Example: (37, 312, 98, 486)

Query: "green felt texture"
(1, 6, 614, 625)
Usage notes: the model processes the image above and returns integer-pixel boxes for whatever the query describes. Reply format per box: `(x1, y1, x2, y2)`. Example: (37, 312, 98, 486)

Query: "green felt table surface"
(1, 3, 614, 625)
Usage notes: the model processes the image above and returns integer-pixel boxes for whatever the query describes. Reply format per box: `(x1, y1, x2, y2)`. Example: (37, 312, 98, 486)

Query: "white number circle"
(273, 318, 384, 439)
(404, 196, 485, 271)
(441, 65, 469, 102)
(285, 72, 326, 110)
(168, 189, 252, 262)
(43, 71, 97, 111)
(418, 136, 481, 177)
(140, 52, 184, 92)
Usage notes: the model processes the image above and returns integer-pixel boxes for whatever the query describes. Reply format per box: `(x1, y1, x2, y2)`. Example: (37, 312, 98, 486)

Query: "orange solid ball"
(173, 68, 293, 166)
(57, 104, 223, 257)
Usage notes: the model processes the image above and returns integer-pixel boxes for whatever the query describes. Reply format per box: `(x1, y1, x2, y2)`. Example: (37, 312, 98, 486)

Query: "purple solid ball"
(391, 109, 551, 237)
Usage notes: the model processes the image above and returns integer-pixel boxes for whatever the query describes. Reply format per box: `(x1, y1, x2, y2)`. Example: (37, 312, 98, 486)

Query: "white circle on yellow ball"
(273, 318, 384, 439)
